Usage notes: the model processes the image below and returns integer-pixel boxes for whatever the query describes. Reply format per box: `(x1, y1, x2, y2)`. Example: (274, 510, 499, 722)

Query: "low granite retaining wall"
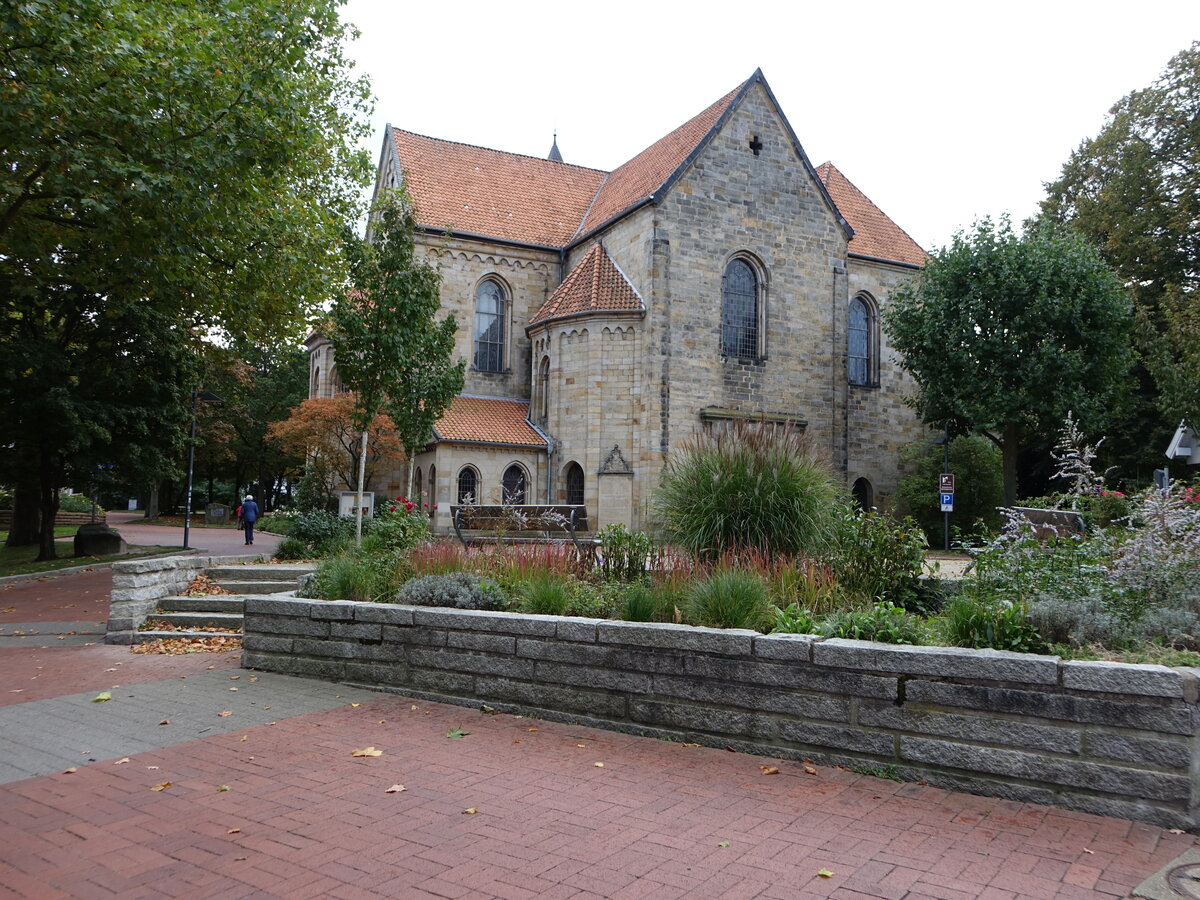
(107, 554, 253, 644)
(242, 597, 1200, 829)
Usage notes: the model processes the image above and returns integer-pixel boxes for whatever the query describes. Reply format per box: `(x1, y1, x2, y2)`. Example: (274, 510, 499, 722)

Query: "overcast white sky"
(340, 0, 1199, 252)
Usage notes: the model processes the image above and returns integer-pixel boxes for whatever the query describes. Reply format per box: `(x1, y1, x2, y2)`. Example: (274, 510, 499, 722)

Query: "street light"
(183, 389, 223, 550)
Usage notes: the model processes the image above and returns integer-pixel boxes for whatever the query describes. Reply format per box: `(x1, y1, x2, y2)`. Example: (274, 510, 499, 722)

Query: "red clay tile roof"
(433, 395, 547, 447)
(391, 130, 605, 247)
(816, 162, 927, 268)
(576, 87, 741, 237)
(528, 243, 645, 326)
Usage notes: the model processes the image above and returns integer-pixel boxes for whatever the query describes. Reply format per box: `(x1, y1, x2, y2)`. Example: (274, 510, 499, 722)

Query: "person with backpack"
(240, 495, 259, 545)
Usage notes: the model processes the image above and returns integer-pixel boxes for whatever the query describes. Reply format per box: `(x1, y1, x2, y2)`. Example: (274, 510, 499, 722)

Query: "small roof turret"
(547, 131, 563, 163)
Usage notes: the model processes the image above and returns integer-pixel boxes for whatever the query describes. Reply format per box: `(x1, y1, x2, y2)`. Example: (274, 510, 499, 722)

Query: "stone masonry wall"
(243, 597, 1200, 830)
(107, 554, 248, 644)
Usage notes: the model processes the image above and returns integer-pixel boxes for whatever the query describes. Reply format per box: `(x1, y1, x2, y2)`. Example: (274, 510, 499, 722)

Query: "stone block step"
(134, 630, 242, 644)
(143, 611, 244, 630)
(206, 580, 298, 595)
(157, 595, 245, 614)
(206, 564, 317, 583)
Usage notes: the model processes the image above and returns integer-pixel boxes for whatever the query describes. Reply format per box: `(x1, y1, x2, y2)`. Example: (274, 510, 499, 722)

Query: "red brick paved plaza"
(0, 568, 1195, 899)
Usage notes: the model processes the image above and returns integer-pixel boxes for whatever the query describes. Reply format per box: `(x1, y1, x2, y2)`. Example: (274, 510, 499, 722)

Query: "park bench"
(1011, 507, 1086, 540)
(451, 504, 592, 555)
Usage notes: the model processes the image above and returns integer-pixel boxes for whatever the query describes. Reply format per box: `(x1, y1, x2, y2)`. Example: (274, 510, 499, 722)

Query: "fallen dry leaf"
(218, 711, 232, 717)
(114, 758, 130, 765)
(229, 687, 238, 692)
(234, 856, 247, 861)
(1169, 829, 1185, 834)
(227, 828, 241, 834)
(817, 868, 834, 878)
(576, 744, 585, 748)
(386, 784, 406, 793)
(150, 782, 172, 792)
(351, 747, 383, 758)
(717, 840, 730, 848)
(62, 767, 77, 774)
(682, 742, 700, 748)
(262, 706, 270, 710)
(92, 691, 111, 703)
(147, 766, 159, 770)
(240, 735, 247, 742)
(462, 807, 477, 815)
(594, 762, 604, 768)
(760, 766, 780, 775)
(229, 675, 240, 681)
(803, 766, 818, 775)
(410, 705, 417, 710)
(1083, 848, 1095, 854)
(159, 720, 170, 726)
(351, 703, 360, 708)
(528, 727, 537, 733)
(216, 785, 230, 792)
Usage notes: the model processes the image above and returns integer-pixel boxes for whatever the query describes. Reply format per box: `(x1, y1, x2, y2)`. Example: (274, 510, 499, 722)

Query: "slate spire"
(547, 131, 563, 163)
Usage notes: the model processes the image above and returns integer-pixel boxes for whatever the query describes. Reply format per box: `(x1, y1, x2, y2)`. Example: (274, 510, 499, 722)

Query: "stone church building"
(307, 69, 928, 532)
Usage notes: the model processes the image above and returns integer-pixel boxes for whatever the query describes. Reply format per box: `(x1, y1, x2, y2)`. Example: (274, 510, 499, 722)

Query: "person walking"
(240, 495, 260, 545)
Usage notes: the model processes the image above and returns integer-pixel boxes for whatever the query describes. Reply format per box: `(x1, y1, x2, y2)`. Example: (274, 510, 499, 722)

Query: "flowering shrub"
(363, 497, 428, 555)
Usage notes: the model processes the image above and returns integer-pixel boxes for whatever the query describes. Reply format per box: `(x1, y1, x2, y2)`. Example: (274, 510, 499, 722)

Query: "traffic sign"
(939, 473, 955, 492)
(939, 493, 954, 512)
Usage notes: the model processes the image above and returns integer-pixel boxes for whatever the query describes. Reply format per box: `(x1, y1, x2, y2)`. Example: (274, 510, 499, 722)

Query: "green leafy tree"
(884, 217, 1134, 506)
(0, 0, 372, 558)
(330, 189, 465, 541)
(1039, 42, 1200, 436)
(894, 434, 1004, 545)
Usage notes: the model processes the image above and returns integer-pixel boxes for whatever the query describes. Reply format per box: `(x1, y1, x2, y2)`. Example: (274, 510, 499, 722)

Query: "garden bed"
(242, 595, 1200, 830)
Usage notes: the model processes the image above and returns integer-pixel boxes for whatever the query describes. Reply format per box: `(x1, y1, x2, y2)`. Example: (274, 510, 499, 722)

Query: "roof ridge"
(458, 393, 531, 403)
(391, 127, 608, 175)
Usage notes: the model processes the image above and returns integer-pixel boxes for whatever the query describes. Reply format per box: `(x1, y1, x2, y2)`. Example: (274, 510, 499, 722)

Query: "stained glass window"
(722, 259, 758, 358)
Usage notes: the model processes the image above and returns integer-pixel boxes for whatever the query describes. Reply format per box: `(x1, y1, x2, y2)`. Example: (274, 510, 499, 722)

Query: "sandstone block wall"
(106, 554, 250, 644)
(242, 598, 1200, 830)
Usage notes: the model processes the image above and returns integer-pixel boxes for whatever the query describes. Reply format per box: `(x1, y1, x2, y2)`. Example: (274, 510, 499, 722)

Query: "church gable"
(656, 75, 850, 242)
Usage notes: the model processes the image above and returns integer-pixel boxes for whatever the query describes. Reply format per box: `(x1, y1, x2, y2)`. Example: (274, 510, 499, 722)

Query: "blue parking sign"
(940, 493, 954, 512)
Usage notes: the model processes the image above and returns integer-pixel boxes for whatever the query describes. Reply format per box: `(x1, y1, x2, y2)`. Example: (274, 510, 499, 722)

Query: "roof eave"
(848, 251, 925, 271)
(525, 307, 646, 335)
(433, 438, 548, 450)
(417, 225, 563, 253)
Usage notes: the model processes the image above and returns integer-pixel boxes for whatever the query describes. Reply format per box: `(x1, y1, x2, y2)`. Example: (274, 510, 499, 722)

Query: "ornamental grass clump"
(685, 568, 772, 631)
(653, 422, 842, 558)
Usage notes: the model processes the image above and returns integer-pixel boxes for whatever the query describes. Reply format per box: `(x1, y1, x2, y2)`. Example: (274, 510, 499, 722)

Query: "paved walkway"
(0, 570, 1194, 899)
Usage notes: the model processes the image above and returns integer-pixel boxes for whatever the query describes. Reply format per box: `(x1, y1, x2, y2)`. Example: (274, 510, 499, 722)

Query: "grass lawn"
(137, 516, 240, 529)
(0, 543, 185, 578)
(0, 526, 78, 542)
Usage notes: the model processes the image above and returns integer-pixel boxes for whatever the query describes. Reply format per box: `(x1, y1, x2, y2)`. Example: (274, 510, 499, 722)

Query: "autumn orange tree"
(268, 395, 404, 509)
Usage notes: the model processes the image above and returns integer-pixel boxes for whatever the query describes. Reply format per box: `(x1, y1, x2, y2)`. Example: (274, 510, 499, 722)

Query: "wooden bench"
(1011, 507, 1086, 539)
(451, 505, 592, 554)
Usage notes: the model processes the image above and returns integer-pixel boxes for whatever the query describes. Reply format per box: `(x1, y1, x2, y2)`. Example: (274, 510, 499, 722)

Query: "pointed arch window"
(428, 464, 436, 516)
(722, 258, 760, 359)
(474, 279, 507, 372)
(457, 467, 478, 504)
(414, 467, 423, 506)
(849, 294, 877, 387)
(502, 465, 527, 505)
(564, 462, 585, 506)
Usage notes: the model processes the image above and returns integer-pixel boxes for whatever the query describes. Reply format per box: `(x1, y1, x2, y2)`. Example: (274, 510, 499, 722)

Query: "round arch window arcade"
(457, 467, 478, 505)
(502, 465, 527, 505)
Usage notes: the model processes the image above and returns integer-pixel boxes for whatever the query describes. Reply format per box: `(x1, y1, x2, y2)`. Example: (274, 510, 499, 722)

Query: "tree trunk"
(145, 485, 160, 520)
(34, 465, 61, 562)
(354, 429, 369, 545)
(1002, 421, 1021, 507)
(406, 452, 415, 501)
(5, 485, 41, 548)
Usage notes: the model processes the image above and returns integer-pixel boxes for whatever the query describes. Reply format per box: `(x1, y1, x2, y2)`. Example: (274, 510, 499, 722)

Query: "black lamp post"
(183, 389, 223, 550)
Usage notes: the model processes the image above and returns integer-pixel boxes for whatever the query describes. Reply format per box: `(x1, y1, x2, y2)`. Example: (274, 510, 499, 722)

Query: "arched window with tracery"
(501, 464, 527, 505)
(474, 279, 507, 372)
(428, 464, 437, 516)
(414, 467, 423, 506)
(457, 467, 478, 504)
(564, 462, 584, 506)
(722, 257, 760, 359)
(849, 294, 877, 387)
